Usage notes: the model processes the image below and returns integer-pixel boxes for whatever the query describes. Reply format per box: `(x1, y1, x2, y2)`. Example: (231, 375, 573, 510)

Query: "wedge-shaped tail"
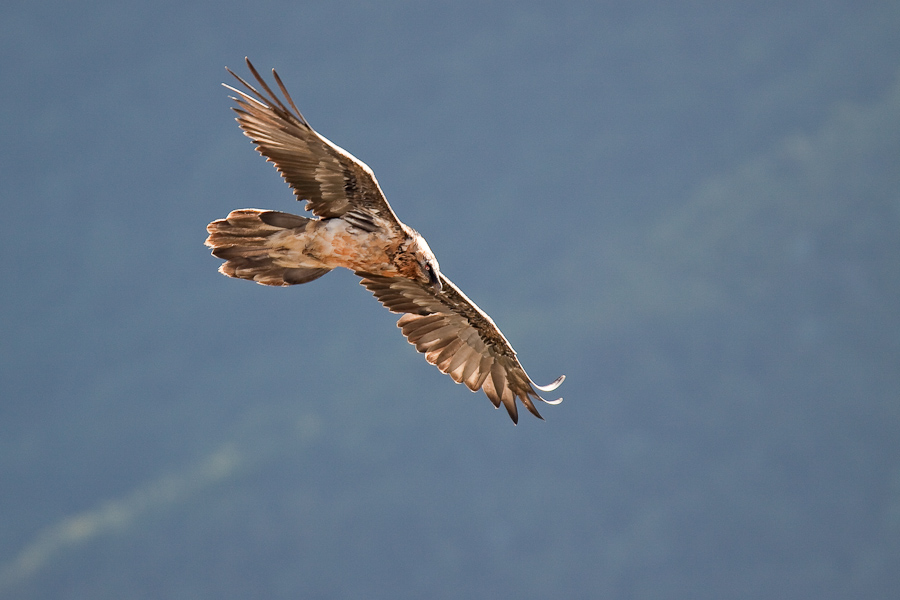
(205, 209, 332, 286)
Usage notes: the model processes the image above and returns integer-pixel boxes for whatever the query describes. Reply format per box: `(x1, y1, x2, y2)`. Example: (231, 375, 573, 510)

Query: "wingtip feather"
(533, 374, 565, 392)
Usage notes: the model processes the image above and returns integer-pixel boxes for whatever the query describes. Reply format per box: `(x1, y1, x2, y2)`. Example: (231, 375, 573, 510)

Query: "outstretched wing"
(225, 58, 401, 223)
(357, 273, 564, 423)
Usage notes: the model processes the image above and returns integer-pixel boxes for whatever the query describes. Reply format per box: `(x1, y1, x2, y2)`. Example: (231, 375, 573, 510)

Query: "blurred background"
(2, 1, 899, 598)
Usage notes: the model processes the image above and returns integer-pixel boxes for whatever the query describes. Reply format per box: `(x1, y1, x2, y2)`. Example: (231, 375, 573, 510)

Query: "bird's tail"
(205, 209, 332, 286)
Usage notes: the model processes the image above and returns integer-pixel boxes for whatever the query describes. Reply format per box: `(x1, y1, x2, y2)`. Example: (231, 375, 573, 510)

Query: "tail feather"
(206, 209, 332, 286)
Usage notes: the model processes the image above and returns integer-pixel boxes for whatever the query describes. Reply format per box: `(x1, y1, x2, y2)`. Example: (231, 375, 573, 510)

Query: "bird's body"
(206, 59, 563, 423)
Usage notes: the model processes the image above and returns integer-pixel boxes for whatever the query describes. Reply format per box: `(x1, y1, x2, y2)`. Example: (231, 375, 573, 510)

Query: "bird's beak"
(430, 270, 443, 294)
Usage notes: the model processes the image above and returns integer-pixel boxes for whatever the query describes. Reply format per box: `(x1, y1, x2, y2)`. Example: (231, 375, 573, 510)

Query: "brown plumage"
(206, 58, 564, 423)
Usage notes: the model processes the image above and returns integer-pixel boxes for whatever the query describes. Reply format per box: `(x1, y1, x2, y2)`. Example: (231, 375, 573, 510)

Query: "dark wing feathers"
(358, 273, 564, 424)
(225, 58, 400, 222)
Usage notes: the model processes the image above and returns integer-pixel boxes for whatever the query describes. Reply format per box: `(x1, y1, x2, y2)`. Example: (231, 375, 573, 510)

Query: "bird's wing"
(225, 58, 401, 223)
(357, 272, 564, 423)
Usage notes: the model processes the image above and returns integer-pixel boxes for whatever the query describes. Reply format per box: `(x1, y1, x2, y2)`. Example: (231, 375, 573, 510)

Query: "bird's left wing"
(224, 58, 402, 223)
(357, 273, 564, 423)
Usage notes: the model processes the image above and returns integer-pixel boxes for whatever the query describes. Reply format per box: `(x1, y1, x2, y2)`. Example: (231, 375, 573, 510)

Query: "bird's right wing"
(225, 58, 402, 224)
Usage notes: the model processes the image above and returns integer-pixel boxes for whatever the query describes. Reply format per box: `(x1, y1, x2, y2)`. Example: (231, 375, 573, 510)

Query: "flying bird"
(206, 58, 564, 423)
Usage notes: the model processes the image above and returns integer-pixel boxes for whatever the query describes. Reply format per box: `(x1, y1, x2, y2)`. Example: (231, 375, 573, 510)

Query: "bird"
(205, 58, 564, 423)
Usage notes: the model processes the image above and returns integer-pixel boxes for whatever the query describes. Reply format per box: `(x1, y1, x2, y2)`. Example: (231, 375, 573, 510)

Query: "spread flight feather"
(206, 58, 564, 423)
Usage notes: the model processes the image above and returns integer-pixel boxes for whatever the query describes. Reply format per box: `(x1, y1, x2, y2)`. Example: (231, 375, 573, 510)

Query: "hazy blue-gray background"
(2, 1, 899, 598)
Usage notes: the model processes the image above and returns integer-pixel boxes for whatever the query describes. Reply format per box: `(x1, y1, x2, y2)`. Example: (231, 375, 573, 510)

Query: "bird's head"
(409, 233, 442, 293)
